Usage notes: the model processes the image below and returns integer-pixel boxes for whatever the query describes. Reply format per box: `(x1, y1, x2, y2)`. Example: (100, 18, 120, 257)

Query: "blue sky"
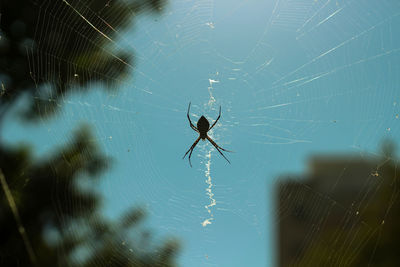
(3, 0, 400, 266)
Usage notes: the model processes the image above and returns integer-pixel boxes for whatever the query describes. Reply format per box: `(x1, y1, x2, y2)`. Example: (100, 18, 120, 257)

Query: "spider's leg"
(187, 102, 199, 133)
(209, 106, 221, 131)
(187, 145, 196, 167)
(206, 135, 232, 152)
(206, 136, 231, 164)
(190, 124, 199, 133)
(183, 137, 201, 167)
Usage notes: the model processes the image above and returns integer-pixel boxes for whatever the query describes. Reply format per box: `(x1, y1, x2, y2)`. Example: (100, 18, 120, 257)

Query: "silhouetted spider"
(183, 102, 231, 167)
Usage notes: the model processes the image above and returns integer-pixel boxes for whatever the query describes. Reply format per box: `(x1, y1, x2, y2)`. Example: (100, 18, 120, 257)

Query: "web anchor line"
(0, 168, 37, 266)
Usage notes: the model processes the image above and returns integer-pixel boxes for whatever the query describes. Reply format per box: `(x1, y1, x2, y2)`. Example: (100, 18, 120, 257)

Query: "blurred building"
(277, 154, 399, 267)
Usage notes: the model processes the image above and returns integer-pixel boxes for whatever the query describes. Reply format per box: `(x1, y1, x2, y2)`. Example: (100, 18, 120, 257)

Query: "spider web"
(2, 0, 400, 266)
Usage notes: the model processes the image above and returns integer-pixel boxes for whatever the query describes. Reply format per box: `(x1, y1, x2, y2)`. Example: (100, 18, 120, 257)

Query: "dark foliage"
(0, 127, 179, 266)
(0, 0, 165, 119)
(0, 0, 179, 266)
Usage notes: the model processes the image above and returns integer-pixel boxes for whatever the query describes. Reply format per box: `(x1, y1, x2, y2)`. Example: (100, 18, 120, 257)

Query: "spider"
(183, 102, 231, 167)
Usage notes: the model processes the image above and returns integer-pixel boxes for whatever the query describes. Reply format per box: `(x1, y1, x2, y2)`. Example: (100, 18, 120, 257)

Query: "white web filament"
(201, 150, 216, 227)
(201, 77, 219, 227)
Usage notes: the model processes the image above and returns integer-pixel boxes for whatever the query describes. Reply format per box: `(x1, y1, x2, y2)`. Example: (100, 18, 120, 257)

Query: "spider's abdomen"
(197, 116, 209, 138)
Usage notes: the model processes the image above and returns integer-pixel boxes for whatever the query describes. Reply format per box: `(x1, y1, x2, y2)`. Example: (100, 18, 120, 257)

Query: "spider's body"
(183, 102, 231, 167)
(197, 116, 209, 139)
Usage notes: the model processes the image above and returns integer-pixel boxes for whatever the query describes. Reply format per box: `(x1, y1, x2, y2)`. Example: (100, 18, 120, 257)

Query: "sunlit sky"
(4, 0, 400, 266)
